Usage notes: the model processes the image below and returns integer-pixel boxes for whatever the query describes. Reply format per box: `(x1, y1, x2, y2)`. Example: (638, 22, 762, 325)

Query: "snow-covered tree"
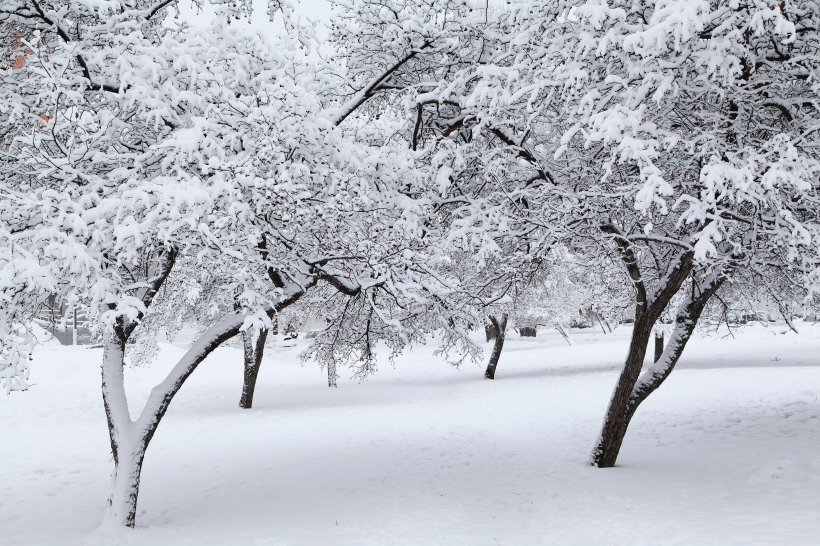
(0, 0, 321, 524)
(401, 0, 820, 465)
(546, 0, 820, 468)
(0, 0, 502, 526)
(5, 0, 819, 528)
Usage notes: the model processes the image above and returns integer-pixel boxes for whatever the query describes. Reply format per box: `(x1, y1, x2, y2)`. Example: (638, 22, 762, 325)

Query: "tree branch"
(330, 41, 432, 126)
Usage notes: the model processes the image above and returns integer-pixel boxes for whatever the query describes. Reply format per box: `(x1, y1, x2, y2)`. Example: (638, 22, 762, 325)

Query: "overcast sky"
(171, 0, 335, 38)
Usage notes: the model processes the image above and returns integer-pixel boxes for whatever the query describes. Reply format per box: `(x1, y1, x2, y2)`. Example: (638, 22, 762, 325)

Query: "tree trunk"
(239, 328, 268, 409)
(590, 234, 694, 469)
(98, 267, 312, 528)
(654, 331, 664, 363)
(624, 275, 723, 423)
(105, 440, 146, 528)
(327, 360, 338, 387)
(101, 328, 145, 528)
(591, 273, 722, 468)
(519, 326, 536, 337)
(485, 322, 497, 342)
(591, 314, 656, 467)
(483, 315, 507, 379)
(100, 309, 287, 528)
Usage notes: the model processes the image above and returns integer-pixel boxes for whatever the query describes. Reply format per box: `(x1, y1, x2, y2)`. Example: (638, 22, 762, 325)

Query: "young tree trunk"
(483, 314, 507, 379)
(591, 272, 722, 468)
(239, 328, 269, 409)
(654, 331, 664, 363)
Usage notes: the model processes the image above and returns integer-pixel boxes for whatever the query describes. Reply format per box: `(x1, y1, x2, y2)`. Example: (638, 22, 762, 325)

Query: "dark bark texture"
(654, 332, 664, 363)
(592, 268, 722, 468)
(239, 328, 269, 409)
(519, 326, 537, 337)
(484, 314, 508, 380)
(591, 227, 695, 468)
(485, 323, 497, 342)
(623, 276, 724, 424)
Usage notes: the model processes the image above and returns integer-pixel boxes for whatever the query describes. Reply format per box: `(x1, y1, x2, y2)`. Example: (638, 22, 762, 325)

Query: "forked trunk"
(239, 328, 268, 409)
(654, 331, 664, 363)
(591, 274, 722, 467)
(101, 330, 146, 528)
(483, 314, 507, 380)
(590, 235, 694, 469)
(99, 272, 310, 528)
(100, 312, 275, 528)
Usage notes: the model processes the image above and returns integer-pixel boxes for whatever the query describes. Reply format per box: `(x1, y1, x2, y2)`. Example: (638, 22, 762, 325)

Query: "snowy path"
(2, 325, 819, 545)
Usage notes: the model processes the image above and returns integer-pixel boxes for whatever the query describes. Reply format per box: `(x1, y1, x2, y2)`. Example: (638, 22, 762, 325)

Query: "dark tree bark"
(624, 275, 723, 417)
(484, 314, 508, 379)
(591, 226, 695, 468)
(591, 268, 723, 468)
(239, 327, 269, 409)
(654, 331, 664, 363)
(519, 326, 537, 337)
(485, 322, 497, 342)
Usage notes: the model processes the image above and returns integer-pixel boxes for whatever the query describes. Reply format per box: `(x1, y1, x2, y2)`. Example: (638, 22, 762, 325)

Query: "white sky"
(170, 0, 335, 39)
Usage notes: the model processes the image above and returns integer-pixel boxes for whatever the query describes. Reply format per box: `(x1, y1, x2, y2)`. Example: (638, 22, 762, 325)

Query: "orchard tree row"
(2, 0, 819, 528)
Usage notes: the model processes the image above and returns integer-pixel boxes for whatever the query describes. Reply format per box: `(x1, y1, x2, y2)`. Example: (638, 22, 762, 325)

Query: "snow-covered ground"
(2, 324, 819, 545)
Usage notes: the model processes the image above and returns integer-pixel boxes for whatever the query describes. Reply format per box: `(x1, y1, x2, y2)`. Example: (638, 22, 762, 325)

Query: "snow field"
(2, 324, 819, 545)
